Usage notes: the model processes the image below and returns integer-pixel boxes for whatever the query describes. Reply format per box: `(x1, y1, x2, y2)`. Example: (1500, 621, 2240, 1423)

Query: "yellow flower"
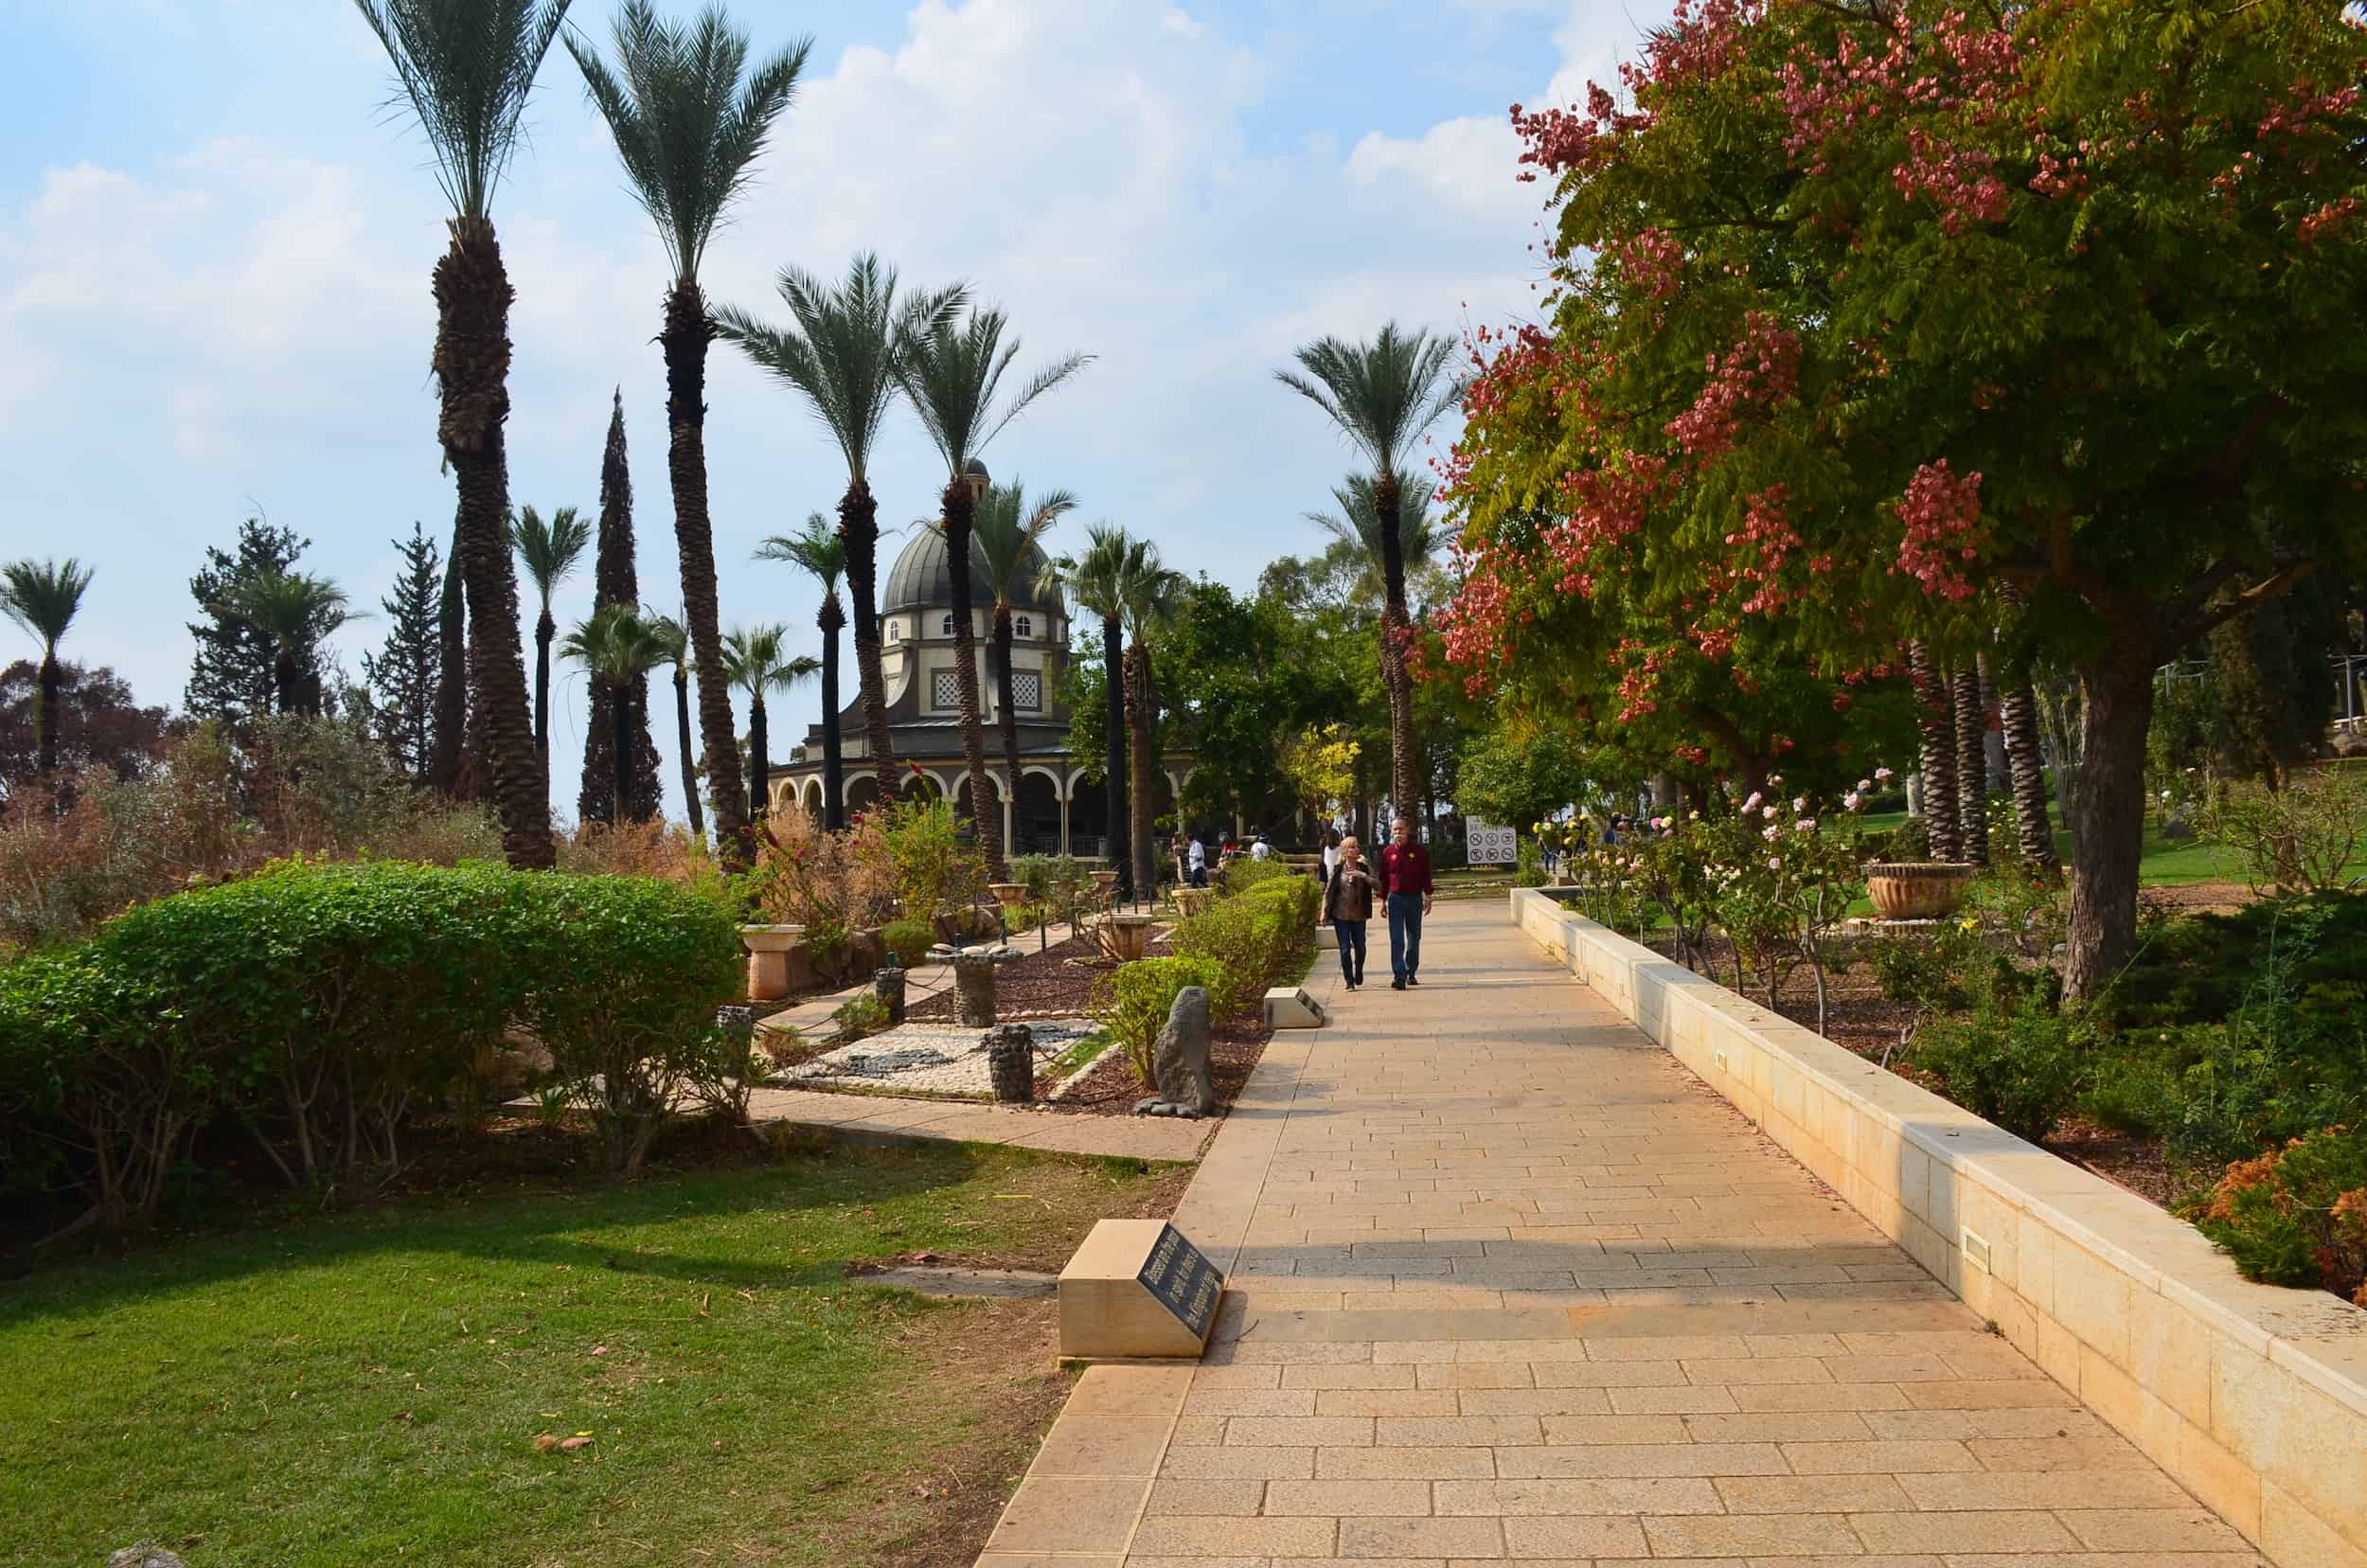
(1959, 917, 1979, 931)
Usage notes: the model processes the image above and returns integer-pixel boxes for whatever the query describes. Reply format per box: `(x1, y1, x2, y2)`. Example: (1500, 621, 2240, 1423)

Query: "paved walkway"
(979, 902, 2262, 1565)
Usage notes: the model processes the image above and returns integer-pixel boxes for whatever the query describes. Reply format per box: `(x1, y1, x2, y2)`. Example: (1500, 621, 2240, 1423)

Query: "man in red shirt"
(1377, 815, 1435, 989)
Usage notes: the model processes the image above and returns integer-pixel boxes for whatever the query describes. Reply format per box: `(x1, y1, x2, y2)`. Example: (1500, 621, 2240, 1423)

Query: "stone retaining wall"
(1511, 888, 2367, 1568)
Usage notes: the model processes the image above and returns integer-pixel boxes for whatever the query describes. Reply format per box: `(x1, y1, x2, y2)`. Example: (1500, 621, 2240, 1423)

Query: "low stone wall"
(1511, 888, 2367, 1568)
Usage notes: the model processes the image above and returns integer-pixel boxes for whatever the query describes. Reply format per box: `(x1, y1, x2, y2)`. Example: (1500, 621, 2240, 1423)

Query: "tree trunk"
(1906, 641, 1961, 861)
(749, 692, 769, 820)
(1998, 667, 2058, 867)
(660, 278, 746, 869)
(1126, 640, 1158, 896)
(994, 604, 1023, 854)
(274, 649, 301, 717)
(432, 217, 550, 868)
(2064, 631, 2155, 1004)
(429, 516, 468, 795)
(673, 667, 703, 839)
(838, 477, 899, 800)
(1372, 467, 1419, 820)
(1101, 615, 1130, 897)
(941, 477, 1002, 876)
(623, 679, 652, 825)
(533, 606, 553, 769)
(611, 679, 633, 827)
(819, 593, 845, 830)
(35, 651, 61, 776)
(1953, 662, 1988, 865)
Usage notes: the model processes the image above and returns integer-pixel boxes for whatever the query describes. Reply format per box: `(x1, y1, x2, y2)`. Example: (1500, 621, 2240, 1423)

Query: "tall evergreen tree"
(187, 518, 314, 723)
(429, 517, 469, 795)
(362, 521, 444, 783)
(578, 388, 664, 823)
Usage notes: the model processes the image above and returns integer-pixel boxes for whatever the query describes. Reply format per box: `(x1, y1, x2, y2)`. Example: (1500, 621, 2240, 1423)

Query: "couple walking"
(1318, 816, 1433, 992)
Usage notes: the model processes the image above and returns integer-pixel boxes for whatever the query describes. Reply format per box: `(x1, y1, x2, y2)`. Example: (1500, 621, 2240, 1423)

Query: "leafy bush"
(1096, 956, 1224, 1089)
(2200, 768, 2367, 894)
(743, 805, 894, 931)
(1223, 856, 1292, 896)
(879, 798, 987, 921)
(1909, 980, 2091, 1144)
(1515, 839, 1548, 887)
(831, 991, 890, 1040)
(881, 919, 934, 968)
(1865, 922, 1984, 1013)
(2191, 1123, 2367, 1304)
(1010, 853, 1092, 903)
(1169, 874, 1316, 1023)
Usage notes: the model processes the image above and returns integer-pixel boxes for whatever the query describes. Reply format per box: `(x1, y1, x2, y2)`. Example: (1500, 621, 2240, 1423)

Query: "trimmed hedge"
(0, 860, 745, 1232)
(1169, 872, 1318, 1023)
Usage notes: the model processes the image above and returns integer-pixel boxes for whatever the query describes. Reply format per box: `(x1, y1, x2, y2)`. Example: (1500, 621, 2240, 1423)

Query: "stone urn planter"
(1097, 912, 1156, 963)
(739, 924, 805, 1002)
(1090, 868, 1121, 902)
(1862, 862, 1977, 920)
(1171, 886, 1215, 919)
(988, 881, 1029, 910)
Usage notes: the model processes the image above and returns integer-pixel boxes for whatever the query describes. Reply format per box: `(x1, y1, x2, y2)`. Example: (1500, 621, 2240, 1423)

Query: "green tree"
(754, 512, 847, 828)
(567, 2, 810, 864)
(1308, 472, 1444, 615)
(1044, 525, 1141, 893)
(430, 515, 468, 796)
(1118, 543, 1185, 892)
(0, 558, 94, 780)
(721, 623, 817, 823)
(1276, 324, 1458, 822)
(215, 570, 361, 718)
(578, 388, 664, 825)
(561, 603, 668, 827)
(187, 517, 311, 726)
(717, 257, 965, 802)
(975, 480, 1076, 851)
(509, 503, 591, 779)
(353, 0, 570, 868)
(648, 612, 703, 837)
(896, 307, 1090, 877)
(1456, 726, 1590, 836)
(361, 522, 444, 783)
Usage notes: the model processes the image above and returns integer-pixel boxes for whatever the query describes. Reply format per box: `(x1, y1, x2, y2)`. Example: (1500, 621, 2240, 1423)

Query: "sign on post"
(1467, 818, 1517, 865)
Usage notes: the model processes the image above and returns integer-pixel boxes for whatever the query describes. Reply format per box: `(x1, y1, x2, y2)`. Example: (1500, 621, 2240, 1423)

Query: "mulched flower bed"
(903, 931, 1113, 1022)
(1052, 1020, 1272, 1119)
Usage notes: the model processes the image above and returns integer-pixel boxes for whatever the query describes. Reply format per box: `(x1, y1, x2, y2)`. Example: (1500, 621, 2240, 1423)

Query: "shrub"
(831, 990, 890, 1041)
(1515, 838, 1547, 887)
(1224, 857, 1291, 897)
(2191, 1123, 2367, 1303)
(1169, 875, 1316, 1023)
(1010, 853, 1090, 903)
(881, 919, 934, 968)
(2200, 768, 2367, 894)
(879, 797, 987, 921)
(1866, 923, 1984, 1013)
(520, 873, 745, 1178)
(1096, 956, 1224, 1088)
(1910, 982, 2091, 1144)
(743, 805, 895, 931)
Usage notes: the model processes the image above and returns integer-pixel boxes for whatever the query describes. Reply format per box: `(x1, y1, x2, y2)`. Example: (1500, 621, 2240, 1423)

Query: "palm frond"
(895, 303, 1092, 476)
(753, 510, 845, 591)
(645, 609, 690, 668)
(565, 0, 810, 279)
(1306, 472, 1442, 575)
(510, 503, 593, 608)
(353, 0, 573, 221)
(1274, 322, 1460, 474)
(561, 601, 667, 684)
(214, 569, 364, 650)
(0, 558, 95, 652)
(973, 481, 1078, 607)
(1041, 520, 1141, 623)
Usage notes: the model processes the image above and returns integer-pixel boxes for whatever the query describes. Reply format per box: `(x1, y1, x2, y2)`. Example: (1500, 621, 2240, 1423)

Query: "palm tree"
(1308, 472, 1442, 612)
(754, 513, 847, 829)
(648, 612, 702, 837)
(561, 603, 667, 827)
(353, 0, 569, 870)
(216, 570, 362, 718)
(1046, 525, 1138, 895)
(0, 558, 94, 779)
(510, 503, 591, 778)
(721, 624, 818, 823)
(1117, 543, 1185, 897)
(715, 258, 965, 803)
(1276, 324, 1458, 824)
(897, 308, 1091, 875)
(568, 2, 808, 865)
(976, 481, 1077, 853)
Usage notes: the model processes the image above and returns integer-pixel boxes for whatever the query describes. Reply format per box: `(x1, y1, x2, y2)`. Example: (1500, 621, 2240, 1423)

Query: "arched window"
(940, 613, 955, 636)
(1014, 615, 1032, 639)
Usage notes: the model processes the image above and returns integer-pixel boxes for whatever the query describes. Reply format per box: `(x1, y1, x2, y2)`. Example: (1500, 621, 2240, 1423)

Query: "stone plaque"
(1058, 1218, 1227, 1360)
(1136, 1223, 1222, 1341)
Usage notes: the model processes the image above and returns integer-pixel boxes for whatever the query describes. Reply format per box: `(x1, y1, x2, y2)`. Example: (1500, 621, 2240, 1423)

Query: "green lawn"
(0, 1142, 1180, 1567)
(1854, 809, 2254, 886)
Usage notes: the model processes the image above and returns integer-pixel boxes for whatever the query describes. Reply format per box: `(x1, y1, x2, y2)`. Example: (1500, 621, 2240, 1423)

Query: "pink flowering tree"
(1443, 0, 2367, 1002)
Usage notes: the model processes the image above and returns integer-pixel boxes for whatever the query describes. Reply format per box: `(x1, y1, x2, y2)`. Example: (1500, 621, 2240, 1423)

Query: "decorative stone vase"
(989, 881, 1030, 909)
(952, 951, 1000, 1026)
(1090, 868, 1121, 900)
(1171, 886, 1214, 919)
(1862, 862, 1977, 920)
(1098, 913, 1155, 963)
(739, 924, 806, 1002)
(984, 1024, 1035, 1103)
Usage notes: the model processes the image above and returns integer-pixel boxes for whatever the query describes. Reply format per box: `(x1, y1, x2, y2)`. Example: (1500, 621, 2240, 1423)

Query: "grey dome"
(881, 526, 1063, 618)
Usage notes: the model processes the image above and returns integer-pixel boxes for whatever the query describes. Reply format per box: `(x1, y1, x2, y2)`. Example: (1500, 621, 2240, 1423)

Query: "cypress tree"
(362, 521, 443, 783)
(578, 389, 664, 824)
(428, 517, 469, 795)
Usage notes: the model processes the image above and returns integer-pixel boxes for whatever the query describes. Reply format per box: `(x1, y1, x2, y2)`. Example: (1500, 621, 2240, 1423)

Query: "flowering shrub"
(742, 804, 894, 933)
(2191, 1124, 2367, 1305)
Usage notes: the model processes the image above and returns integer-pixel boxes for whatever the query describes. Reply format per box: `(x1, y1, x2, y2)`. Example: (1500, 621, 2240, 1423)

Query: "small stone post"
(985, 1024, 1034, 1103)
(953, 951, 998, 1027)
(873, 962, 907, 1025)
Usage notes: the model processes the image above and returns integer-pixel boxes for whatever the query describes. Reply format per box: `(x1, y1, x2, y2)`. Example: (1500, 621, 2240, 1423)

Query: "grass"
(0, 1140, 1183, 1567)
(1857, 808, 2268, 886)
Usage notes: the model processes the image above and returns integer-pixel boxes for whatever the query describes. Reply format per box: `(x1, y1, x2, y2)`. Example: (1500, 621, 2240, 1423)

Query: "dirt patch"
(905, 932, 1114, 1022)
(2139, 881, 2260, 916)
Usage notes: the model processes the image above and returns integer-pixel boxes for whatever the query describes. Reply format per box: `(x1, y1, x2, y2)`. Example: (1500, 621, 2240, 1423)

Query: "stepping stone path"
(977, 902, 2267, 1567)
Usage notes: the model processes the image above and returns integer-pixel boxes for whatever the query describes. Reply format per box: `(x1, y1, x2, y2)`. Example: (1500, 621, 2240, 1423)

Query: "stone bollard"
(952, 951, 998, 1027)
(873, 962, 907, 1025)
(985, 1023, 1035, 1103)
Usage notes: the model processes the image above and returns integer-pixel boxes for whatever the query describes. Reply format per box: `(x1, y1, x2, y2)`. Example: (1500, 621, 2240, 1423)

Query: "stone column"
(953, 952, 997, 1027)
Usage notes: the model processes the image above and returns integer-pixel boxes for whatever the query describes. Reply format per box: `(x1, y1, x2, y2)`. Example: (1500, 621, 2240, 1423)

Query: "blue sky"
(0, 0, 1664, 823)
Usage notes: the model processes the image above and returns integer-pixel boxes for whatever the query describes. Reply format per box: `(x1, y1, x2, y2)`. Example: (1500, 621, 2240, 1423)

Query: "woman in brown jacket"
(1322, 834, 1377, 990)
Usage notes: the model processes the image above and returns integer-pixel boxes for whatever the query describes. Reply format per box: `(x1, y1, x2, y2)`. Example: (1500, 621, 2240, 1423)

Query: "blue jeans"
(1386, 893, 1424, 981)
(1332, 919, 1366, 985)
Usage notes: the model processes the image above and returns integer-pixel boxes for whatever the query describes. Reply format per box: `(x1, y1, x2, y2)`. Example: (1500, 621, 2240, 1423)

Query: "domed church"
(770, 522, 1194, 858)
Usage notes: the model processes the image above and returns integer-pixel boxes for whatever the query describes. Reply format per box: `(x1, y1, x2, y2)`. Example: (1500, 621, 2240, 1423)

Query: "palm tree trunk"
(1126, 641, 1157, 896)
(533, 606, 553, 768)
(1998, 667, 2058, 867)
(1373, 467, 1420, 818)
(994, 604, 1023, 853)
(433, 217, 551, 869)
(838, 478, 899, 800)
(1953, 662, 1988, 864)
(429, 519, 467, 796)
(276, 649, 301, 717)
(749, 693, 770, 821)
(612, 679, 633, 827)
(819, 594, 845, 830)
(35, 651, 61, 776)
(940, 479, 1003, 877)
(661, 278, 747, 868)
(1907, 640, 1961, 861)
(672, 668, 703, 838)
(1101, 615, 1130, 897)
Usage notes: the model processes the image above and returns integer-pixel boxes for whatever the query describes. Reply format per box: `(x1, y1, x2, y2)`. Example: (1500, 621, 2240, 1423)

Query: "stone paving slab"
(973, 903, 2267, 1566)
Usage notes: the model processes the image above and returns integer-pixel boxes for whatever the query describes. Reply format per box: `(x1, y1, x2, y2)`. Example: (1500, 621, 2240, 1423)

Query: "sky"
(0, 0, 1671, 825)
